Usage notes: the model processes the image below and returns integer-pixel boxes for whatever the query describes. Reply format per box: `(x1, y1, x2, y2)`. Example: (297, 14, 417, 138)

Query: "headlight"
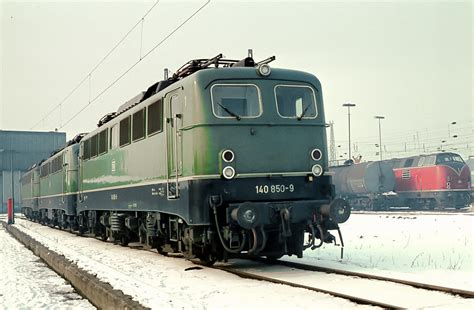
(312, 164, 323, 177)
(222, 149, 235, 163)
(311, 149, 322, 161)
(257, 64, 271, 77)
(222, 166, 236, 179)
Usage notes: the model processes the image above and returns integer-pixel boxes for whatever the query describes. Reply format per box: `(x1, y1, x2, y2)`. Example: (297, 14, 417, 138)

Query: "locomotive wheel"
(78, 226, 86, 236)
(119, 235, 129, 247)
(157, 247, 168, 256)
(411, 200, 422, 210)
(198, 253, 217, 266)
(428, 200, 436, 210)
(100, 231, 108, 241)
(367, 200, 375, 211)
(266, 254, 283, 261)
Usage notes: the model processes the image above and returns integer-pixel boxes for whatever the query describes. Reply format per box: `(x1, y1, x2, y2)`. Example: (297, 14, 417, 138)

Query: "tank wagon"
(329, 161, 397, 210)
(21, 53, 350, 264)
(385, 152, 471, 209)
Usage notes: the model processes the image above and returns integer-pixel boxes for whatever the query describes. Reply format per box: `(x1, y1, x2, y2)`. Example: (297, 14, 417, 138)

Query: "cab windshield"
(436, 153, 465, 164)
(275, 85, 317, 119)
(211, 84, 262, 119)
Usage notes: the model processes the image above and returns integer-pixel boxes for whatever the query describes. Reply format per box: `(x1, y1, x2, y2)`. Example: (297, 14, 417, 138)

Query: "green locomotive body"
(21, 54, 350, 264)
(36, 142, 81, 227)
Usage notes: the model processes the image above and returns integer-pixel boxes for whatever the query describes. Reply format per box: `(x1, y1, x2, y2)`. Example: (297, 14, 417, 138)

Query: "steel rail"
(255, 258, 474, 298)
(214, 265, 400, 308)
(352, 209, 473, 216)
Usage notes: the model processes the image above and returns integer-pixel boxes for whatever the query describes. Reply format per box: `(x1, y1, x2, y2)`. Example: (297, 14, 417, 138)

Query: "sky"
(1, 0, 473, 161)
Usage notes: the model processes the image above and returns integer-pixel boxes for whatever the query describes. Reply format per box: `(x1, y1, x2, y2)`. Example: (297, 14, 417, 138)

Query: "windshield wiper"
(217, 103, 241, 120)
(297, 104, 311, 120)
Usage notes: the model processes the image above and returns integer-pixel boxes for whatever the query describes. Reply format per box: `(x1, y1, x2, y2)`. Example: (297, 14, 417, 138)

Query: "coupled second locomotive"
(21, 53, 351, 264)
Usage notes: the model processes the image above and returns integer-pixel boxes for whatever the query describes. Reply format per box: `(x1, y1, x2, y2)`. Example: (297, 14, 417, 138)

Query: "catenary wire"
(59, 0, 211, 130)
(30, 0, 161, 130)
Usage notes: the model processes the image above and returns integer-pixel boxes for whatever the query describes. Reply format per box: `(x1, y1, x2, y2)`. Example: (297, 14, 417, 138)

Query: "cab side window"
(98, 130, 108, 154)
(120, 116, 131, 147)
(148, 99, 163, 135)
(132, 109, 146, 141)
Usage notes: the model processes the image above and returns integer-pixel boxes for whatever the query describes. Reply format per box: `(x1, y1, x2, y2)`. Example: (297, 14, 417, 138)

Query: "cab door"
(166, 93, 183, 199)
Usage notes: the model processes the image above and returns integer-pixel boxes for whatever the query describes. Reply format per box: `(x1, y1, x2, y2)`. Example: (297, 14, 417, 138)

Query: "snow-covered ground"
(0, 225, 94, 309)
(290, 213, 474, 290)
(3, 215, 372, 309)
(1, 213, 473, 309)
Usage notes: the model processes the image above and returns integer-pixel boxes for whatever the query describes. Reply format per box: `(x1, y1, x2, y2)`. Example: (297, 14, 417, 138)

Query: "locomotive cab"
(171, 59, 351, 261)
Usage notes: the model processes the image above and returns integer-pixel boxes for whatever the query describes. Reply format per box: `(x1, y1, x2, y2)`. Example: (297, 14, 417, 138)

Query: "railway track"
(214, 258, 474, 309)
(11, 216, 474, 308)
(352, 209, 473, 216)
(214, 263, 397, 308)
(259, 258, 474, 298)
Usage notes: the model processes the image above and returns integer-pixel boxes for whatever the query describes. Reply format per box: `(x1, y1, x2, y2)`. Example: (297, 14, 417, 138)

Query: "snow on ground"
(0, 225, 94, 309)
(2, 212, 473, 309)
(229, 259, 473, 309)
(290, 213, 474, 290)
(7, 216, 372, 310)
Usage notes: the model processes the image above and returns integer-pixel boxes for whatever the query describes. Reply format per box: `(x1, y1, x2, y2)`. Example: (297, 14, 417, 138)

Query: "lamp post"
(440, 140, 447, 152)
(374, 116, 385, 160)
(342, 103, 356, 160)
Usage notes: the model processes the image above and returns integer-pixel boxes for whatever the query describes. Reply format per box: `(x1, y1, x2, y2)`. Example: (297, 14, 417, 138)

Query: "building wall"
(0, 130, 66, 212)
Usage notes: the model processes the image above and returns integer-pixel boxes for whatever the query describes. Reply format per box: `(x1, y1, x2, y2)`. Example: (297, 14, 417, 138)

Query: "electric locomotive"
(21, 134, 85, 226)
(22, 53, 351, 264)
(385, 152, 471, 209)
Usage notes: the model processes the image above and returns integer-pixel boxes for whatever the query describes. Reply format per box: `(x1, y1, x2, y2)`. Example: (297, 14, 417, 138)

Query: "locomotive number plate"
(255, 184, 295, 194)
